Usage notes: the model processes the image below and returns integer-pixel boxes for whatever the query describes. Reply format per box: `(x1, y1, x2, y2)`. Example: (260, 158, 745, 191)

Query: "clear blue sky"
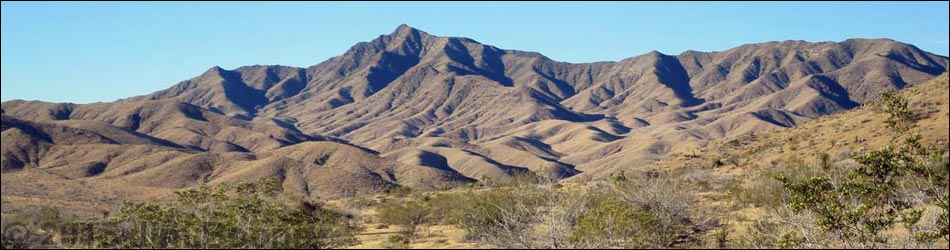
(2, 1, 948, 104)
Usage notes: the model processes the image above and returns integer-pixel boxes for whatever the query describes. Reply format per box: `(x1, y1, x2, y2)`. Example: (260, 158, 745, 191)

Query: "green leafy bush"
(880, 90, 914, 132)
(777, 135, 949, 248)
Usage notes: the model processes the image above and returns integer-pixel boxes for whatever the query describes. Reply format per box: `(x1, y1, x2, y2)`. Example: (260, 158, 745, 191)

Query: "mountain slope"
(1, 115, 473, 214)
(647, 72, 949, 174)
(2, 25, 948, 186)
(2, 98, 339, 153)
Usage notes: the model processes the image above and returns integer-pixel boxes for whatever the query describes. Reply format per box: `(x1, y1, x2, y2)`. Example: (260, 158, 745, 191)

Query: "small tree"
(777, 135, 949, 248)
(880, 90, 914, 132)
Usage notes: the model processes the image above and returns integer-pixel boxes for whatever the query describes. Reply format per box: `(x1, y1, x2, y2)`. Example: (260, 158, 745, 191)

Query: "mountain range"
(2, 24, 948, 210)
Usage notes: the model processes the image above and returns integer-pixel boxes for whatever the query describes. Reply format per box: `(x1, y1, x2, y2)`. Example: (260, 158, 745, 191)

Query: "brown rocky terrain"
(2, 25, 947, 212)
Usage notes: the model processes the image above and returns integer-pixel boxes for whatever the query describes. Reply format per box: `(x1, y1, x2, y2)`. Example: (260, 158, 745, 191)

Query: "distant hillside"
(3, 25, 948, 212)
(1, 115, 472, 215)
(645, 72, 948, 175)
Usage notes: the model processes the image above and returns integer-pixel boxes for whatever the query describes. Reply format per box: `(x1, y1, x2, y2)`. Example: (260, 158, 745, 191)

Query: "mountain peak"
(393, 24, 415, 32)
(646, 50, 667, 56)
(389, 24, 431, 39)
(201, 65, 226, 76)
(375, 24, 435, 56)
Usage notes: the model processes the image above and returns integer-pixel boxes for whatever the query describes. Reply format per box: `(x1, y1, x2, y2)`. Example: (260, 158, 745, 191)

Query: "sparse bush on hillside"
(377, 200, 430, 240)
(726, 154, 742, 168)
(568, 192, 658, 248)
(609, 170, 627, 184)
(710, 156, 725, 168)
(424, 192, 467, 226)
(425, 176, 582, 248)
(611, 176, 706, 247)
(711, 221, 732, 249)
(443, 185, 546, 246)
(341, 195, 379, 210)
(478, 175, 495, 187)
(739, 214, 805, 249)
(726, 172, 786, 210)
(939, 198, 950, 242)
(425, 168, 707, 249)
(818, 152, 832, 170)
(503, 170, 544, 187)
(728, 158, 837, 211)
(384, 234, 410, 249)
(384, 186, 414, 198)
(436, 183, 453, 191)
(880, 90, 915, 132)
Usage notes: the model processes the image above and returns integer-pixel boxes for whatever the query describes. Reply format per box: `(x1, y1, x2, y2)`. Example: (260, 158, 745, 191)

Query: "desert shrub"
(938, 197, 950, 242)
(1, 207, 63, 249)
(342, 195, 379, 210)
(384, 234, 410, 249)
(478, 175, 495, 187)
(741, 215, 806, 249)
(503, 170, 543, 187)
(818, 152, 832, 170)
(53, 178, 361, 249)
(726, 154, 742, 167)
(451, 187, 544, 242)
(377, 200, 430, 239)
(879, 90, 914, 132)
(384, 186, 414, 198)
(436, 183, 453, 191)
(776, 134, 949, 248)
(424, 192, 468, 225)
(420, 167, 712, 249)
(568, 192, 658, 248)
(609, 170, 627, 184)
(427, 182, 574, 248)
(710, 156, 724, 168)
(729, 159, 833, 211)
(728, 172, 786, 210)
(456, 188, 540, 247)
(423, 169, 709, 249)
(711, 221, 732, 249)
(611, 177, 703, 247)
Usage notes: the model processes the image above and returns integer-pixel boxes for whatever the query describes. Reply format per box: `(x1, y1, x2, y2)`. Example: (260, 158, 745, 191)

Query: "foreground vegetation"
(2, 179, 361, 249)
(2, 90, 948, 249)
